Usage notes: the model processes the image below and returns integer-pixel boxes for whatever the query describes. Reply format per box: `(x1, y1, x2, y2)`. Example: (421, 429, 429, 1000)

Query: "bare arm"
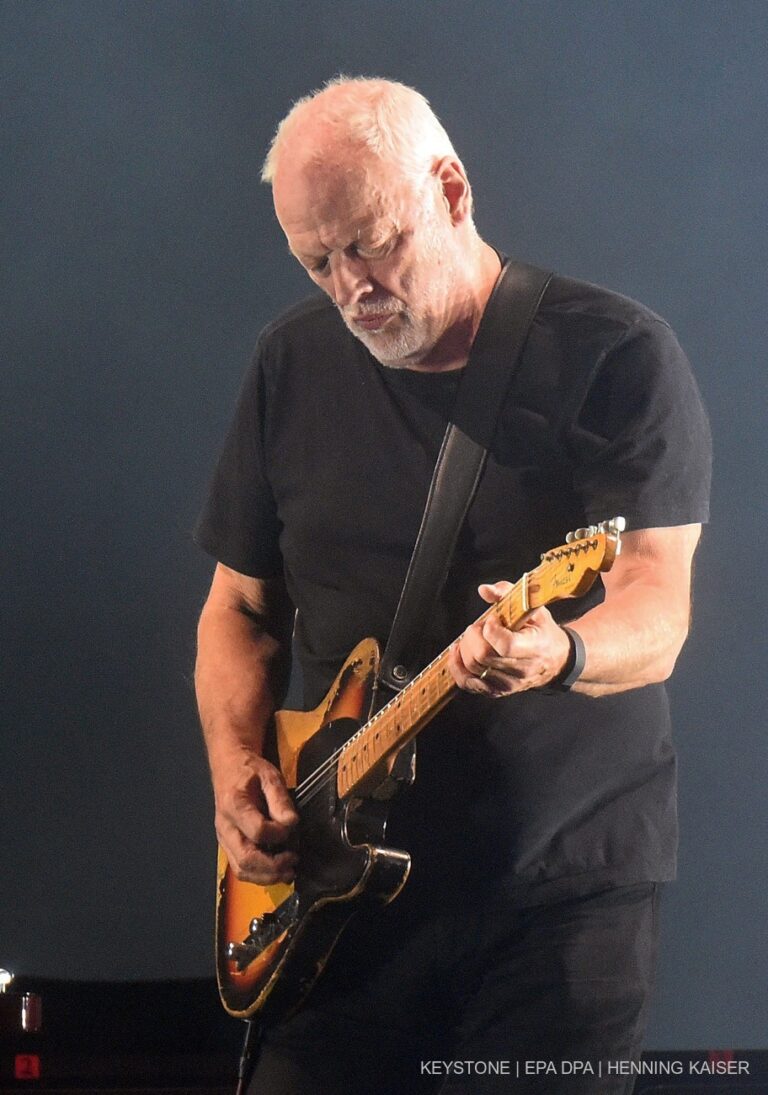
(449, 524, 702, 698)
(195, 563, 298, 883)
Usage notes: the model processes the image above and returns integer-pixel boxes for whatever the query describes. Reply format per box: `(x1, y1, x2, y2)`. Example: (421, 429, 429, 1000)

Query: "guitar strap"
(377, 259, 553, 718)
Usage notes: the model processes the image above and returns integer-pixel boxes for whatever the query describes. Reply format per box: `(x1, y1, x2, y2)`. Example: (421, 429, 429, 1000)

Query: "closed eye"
(301, 232, 399, 276)
(354, 235, 399, 261)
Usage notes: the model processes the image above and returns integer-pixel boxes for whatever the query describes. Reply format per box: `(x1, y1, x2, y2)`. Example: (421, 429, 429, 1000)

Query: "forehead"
(273, 152, 414, 251)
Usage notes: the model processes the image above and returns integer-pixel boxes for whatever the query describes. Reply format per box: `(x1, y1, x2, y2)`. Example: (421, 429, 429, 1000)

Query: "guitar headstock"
(531, 517, 626, 607)
(563, 515, 626, 550)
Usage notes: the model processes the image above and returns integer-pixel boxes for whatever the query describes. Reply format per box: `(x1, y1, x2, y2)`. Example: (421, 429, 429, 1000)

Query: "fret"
(341, 613, 503, 795)
(336, 525, 620, 798)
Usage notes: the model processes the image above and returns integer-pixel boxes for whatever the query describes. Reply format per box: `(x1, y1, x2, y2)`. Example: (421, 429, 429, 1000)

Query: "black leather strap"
(378, 259, 553, 694)
(550, 625, 586, 691)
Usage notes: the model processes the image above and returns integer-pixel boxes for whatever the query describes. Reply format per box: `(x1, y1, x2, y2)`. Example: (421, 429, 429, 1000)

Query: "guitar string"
(289, 564, 557, 809)
(272, 543, 600, 819)
(289, 581, 531, 808)
(289, 547, 584, 809)
(287, 536, 600, 805)
(291, 646, 451, 808)
(284, 540, 600, 814)
(290, 575, 531, 809)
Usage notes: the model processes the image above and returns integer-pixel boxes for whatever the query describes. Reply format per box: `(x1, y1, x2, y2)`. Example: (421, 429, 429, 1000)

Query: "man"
(195, 78, 711, 1093)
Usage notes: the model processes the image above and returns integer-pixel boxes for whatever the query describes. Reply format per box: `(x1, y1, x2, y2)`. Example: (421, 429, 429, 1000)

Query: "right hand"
(213, 752, 299, 885)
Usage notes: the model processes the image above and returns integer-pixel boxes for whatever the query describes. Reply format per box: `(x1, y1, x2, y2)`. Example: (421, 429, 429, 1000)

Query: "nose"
(328, 252, 373, 307)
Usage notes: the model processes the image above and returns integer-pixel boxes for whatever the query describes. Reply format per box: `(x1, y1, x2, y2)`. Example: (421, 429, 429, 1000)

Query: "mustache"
(341, 298, 406, 319)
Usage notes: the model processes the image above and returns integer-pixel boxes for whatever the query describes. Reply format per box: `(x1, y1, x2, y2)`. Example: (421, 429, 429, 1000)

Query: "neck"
(402, 240, 502, 373)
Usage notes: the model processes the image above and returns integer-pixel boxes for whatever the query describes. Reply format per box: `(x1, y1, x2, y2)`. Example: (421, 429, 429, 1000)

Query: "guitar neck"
(335, 519, 623, 799)
(336, 570, 535, 799)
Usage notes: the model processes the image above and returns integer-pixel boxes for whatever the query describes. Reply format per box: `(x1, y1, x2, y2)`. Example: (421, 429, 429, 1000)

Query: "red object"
(14, 1053, 41, 1080)
(708, 1049, 736, 1064)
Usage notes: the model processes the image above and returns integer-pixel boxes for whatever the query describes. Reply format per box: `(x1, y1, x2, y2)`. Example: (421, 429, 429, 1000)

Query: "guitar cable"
(235, 1018, 262, 1095)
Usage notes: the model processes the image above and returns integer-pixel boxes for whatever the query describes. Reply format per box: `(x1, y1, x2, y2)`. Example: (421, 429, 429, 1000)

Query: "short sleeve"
(194, 341, 283, 578)
(569, 320, 712, 530)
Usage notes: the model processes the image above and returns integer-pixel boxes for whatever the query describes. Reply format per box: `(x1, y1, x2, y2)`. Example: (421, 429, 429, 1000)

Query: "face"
(272, 151, 463, 368)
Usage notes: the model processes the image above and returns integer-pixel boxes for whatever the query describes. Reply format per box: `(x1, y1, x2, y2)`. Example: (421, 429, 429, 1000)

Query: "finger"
(218, 821, 298, 884)
(448, 640, 495, 694)
(464, 619, 539, 686)
(234, 802, 296, 849)
(484, 604, 557, 650)
(450, 640, 516, 695)
(449, 641, 523, 697)
(463, 640, 523, 684)
(459, 613, 523, 670)
(234, 850, 297, 886)
(521, 606, 552, 628)
(260, 766, 300, 827)
(455, 624, 496, 681)
(477, 581, 513, 604)
(481, 614, 536, 659)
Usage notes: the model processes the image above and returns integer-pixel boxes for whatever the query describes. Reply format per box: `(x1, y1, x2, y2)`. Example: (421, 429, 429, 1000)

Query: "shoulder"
(243, 294, 364, 397)
(519, 269, 696, 409)
(236, 293, 370, 422)
(537, 271, 674, 351)
(257, 293, 346, 357)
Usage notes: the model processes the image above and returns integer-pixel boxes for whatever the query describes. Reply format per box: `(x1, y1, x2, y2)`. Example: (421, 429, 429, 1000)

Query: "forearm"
(195, 602, 285, 763)
(451, 526, 700, 700)
(567, 525, 700, 696)
(195, 565, 293, 774)
(568, 581, 688, 696)
(195, 567, 298, 883)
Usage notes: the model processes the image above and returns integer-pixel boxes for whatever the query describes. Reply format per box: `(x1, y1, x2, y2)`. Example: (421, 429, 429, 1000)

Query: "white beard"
(339, 306, 433, 368)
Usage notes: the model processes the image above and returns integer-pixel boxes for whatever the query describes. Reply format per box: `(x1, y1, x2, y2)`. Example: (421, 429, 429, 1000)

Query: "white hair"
(261, 76, 460, 187)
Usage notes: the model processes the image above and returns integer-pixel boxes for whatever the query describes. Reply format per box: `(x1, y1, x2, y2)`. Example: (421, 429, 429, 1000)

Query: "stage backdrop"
(2, 0, 766, 1048)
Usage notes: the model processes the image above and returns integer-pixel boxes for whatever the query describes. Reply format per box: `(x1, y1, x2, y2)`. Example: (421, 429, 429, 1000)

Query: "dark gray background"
(2, 0, 766, 1048)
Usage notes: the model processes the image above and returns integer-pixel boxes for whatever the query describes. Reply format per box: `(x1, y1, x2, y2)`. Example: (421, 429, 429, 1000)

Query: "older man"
(195, 78, 710, 1093)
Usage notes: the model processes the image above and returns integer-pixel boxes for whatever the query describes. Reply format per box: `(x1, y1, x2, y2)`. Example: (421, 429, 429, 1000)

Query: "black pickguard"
(251, 716, 410, 1023)
(293, 716, 377, 905)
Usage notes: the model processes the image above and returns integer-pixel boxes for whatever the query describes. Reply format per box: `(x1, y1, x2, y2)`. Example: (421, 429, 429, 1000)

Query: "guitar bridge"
(226, 891, 300, 971)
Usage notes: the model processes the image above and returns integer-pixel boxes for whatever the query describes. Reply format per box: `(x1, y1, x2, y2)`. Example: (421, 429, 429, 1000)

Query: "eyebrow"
(290, 222, 401, 267)
(288, 243, 327, 264)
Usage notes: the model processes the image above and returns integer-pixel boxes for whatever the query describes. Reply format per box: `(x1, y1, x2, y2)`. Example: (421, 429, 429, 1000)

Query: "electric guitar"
(215, 518, 625, 1021)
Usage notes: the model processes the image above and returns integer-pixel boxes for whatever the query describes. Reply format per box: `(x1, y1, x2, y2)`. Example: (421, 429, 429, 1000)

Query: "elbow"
(653, 619, 691, 683)
(651, 657, 677, 685)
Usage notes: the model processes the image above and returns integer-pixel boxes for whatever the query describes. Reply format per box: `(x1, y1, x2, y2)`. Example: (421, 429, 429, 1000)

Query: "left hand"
(448, 582, 573, 696)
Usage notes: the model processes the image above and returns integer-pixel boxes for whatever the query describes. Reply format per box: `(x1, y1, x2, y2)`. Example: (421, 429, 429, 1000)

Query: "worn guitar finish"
(216, 519, 625, 1021)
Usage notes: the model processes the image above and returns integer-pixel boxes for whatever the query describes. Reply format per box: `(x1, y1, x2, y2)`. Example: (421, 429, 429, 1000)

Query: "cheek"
(373, 262, 404, 297)
(393, 260, 421, 298)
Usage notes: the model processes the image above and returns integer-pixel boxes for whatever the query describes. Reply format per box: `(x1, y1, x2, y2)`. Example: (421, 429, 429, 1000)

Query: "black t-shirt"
(196, 271, 711, 902)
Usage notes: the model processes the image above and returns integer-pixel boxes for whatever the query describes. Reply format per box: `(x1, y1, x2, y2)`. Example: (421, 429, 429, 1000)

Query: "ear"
(433, 156, 472, 225)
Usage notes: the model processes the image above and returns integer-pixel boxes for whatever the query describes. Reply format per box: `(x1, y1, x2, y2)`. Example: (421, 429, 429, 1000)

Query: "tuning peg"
(598, 516, 627, 535)
(567, 517, 627, 543)
(566, 526, 594, 543)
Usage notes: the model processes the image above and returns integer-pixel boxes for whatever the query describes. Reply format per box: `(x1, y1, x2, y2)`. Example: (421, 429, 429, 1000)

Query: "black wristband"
(551, 626, 586, 691)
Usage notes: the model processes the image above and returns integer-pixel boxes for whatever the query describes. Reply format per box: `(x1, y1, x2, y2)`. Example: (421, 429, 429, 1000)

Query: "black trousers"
(247, 880, 661, 1095)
